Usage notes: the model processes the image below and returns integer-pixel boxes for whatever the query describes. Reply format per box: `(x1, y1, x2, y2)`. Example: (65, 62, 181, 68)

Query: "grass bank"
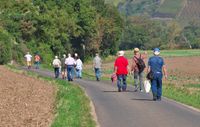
(51, 79, 96, 127)
(163, 84, 200, 109)
(6, 65, 96, 127)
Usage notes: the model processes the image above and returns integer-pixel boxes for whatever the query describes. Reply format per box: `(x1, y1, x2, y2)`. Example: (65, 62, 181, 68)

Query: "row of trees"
(0, 0, 123, 64)
(120, 16, 200, 50)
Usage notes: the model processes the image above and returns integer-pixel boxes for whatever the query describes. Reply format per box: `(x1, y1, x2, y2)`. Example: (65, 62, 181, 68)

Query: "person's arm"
(163, 65, 167, 79)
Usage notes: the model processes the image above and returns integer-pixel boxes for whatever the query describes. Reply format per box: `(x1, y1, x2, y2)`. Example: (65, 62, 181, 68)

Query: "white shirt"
(24, 54, 32, 61)
(65, 56, 76, 65)
(76, 59, 83, 70)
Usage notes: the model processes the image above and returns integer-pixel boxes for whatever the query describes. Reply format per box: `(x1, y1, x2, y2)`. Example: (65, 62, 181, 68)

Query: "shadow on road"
(131, 98, 154, 101)
(103, 90, 135, 93)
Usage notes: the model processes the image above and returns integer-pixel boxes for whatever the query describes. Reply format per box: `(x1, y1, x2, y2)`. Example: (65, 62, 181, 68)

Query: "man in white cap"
(147, 48, 167, 101)
(114, 50, 129, 92)
(131, 48, 147, 92)
(52, 56, 61, 78)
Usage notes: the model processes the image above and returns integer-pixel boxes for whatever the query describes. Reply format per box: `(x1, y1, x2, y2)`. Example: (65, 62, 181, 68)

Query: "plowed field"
(0, 66, 56, 127)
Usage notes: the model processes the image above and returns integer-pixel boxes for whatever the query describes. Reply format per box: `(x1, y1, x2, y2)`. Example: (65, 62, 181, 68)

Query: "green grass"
(51, 79, 96, 127)
(157, 0, 185, 15)
(163, 84, 200, 109)
(125, 49, 200, 59)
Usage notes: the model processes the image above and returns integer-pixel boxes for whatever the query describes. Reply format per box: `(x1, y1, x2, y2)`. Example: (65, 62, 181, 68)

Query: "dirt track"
(0, 66, 56, 127)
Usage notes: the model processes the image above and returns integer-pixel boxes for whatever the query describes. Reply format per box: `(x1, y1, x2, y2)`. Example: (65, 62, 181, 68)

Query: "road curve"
(23, 68, 200, 127)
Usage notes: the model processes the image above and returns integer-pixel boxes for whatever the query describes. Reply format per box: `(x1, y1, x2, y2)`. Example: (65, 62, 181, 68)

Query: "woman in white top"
(75, 56, 83, 79)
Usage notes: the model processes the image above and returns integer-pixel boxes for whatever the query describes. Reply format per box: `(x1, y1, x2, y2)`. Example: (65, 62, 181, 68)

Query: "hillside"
(178, 0, 200, 26)
(111, 0, 200, 26)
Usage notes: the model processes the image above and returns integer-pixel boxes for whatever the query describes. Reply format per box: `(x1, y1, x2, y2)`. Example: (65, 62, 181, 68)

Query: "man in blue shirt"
(147, 48, 167, 101)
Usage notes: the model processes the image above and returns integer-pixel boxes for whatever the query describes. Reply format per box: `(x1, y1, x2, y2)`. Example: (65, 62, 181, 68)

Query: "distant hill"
(107, 0, 200, 26)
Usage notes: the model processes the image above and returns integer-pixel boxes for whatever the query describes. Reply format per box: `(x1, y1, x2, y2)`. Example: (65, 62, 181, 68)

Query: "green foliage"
(51, 79, 95, 127)
(0, 28, 12, 64)
(0, 0, 123, 64)
(120, 16, 168, 50)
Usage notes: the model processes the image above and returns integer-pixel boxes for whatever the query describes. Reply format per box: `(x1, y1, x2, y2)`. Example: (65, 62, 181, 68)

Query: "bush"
(0, 28, 12, 64)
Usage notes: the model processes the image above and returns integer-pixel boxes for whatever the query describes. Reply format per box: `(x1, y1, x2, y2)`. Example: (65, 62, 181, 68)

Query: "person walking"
(65, 53, 76, 81)
(114, 51, 129, 92)
(93, 53, 102, 81)
(147, 48, 167, 101)
(61, 54, 67, 79)
(131, 48, 147, 92)
(34, 53, 41, 69)
(75, 56, 83, 79)
(24, 52, 32, 69)
(52, 56, 61, 78)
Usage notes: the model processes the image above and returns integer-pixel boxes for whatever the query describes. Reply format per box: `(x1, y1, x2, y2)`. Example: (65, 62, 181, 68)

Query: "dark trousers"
(54, 67, 60, 78)
(117, 74, 127, 91)
(151, 72, 163, 100)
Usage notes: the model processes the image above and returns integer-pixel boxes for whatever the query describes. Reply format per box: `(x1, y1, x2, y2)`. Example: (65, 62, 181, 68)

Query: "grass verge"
(163, 84, 200, 109)
(6, 65, 96, 127)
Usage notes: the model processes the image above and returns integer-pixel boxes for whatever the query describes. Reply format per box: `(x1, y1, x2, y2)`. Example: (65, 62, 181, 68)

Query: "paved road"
(24, 67, 200, 127)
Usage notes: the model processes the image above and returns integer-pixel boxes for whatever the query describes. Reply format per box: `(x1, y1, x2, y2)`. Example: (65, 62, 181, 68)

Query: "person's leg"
(67, 66, 71, 81)
(134, 72, 139, 91)
(122, 75, 127, 91)
(151, 78, 158, 100)
(139, 72, 144, 92)
(157, 74, 163, 100)
(79, 69, 82, 78)
(55, 68, 59, 78)
(117, 75, 122, 92)
(95, 68, 100, 81)
(54, 68, 57, 78)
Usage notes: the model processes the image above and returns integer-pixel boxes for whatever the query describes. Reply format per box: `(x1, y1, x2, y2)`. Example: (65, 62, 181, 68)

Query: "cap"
(118, 50, 124, 56)
(153, 48, 160, 55)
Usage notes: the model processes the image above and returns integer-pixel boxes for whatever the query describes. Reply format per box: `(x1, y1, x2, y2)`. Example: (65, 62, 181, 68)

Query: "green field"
(156, 0, 185, 15)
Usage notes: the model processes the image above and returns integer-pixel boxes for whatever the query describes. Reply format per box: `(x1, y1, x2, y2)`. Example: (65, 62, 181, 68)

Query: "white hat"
(63, 54, 66, 57)
(55, 56, 58, 59)
(118, 50, 124, 56)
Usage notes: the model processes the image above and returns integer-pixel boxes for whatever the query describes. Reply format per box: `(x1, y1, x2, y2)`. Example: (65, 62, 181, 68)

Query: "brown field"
(0, 66, 56, 127)
(85, 56, 200, 88)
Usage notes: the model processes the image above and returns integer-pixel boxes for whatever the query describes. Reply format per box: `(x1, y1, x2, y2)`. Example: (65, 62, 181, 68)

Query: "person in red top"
(34, 53, 41, 69)
(114, 50, 129, 92)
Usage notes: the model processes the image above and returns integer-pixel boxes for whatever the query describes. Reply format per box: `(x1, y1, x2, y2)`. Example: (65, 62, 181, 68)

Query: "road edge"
(78, 85, 100, 127)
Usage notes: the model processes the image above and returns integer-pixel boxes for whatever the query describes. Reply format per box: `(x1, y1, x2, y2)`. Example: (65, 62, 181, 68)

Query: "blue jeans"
(54, 67, 60, 78)
(67, 65, 74, 81)
(117, 74, 127, 91)
(151, 72, 163, 100)
(76, 69, 82, 78)
(94, 68, 101, 81)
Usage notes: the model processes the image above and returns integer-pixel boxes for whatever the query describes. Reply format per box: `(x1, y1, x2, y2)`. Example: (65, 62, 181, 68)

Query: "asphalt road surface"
(24, 67, 200, 127)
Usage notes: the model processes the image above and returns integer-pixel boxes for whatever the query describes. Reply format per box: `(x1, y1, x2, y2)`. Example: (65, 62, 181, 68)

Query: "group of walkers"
(24, 52, 41, 69)
(114, 47, 167, 101)
(24, 47, 167, 101)
(52, 53, 83, 81)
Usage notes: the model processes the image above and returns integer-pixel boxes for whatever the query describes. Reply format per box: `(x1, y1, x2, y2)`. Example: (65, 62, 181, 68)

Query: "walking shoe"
(118, 88, 121, 92)
(140, 89, 144, 92)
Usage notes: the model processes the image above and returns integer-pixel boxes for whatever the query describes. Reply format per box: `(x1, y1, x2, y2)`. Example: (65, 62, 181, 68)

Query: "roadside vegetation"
(7, 65, 96, 127)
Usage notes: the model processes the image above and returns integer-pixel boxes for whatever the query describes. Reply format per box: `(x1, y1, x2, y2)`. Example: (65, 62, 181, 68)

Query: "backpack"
(134, 54, 146, 73)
